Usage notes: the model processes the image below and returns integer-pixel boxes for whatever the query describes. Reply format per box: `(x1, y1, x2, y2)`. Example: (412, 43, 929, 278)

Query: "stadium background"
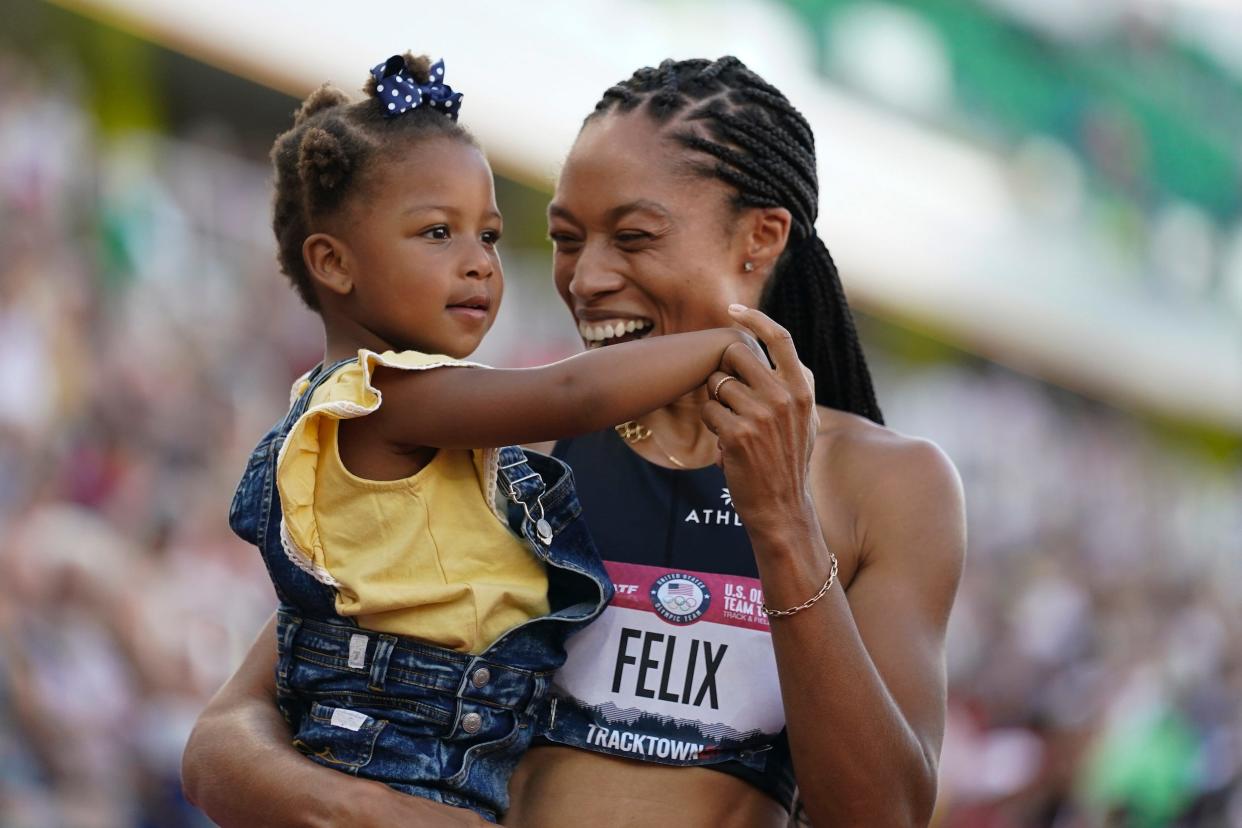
(1, 0, 1239, 825)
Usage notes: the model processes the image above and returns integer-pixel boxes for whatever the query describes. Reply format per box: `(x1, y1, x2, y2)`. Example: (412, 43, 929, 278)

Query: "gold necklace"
(614, 420, 688, 468)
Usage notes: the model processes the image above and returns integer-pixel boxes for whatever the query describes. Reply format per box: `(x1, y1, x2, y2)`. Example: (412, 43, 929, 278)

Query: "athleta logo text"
(683, 487, 743, 526)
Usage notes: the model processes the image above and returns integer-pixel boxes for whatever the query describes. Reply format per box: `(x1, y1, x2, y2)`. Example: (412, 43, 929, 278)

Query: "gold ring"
(712, 375, 738, 401)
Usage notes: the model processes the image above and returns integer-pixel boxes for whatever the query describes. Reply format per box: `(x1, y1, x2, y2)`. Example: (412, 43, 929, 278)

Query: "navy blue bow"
(370, 56, 463, 121)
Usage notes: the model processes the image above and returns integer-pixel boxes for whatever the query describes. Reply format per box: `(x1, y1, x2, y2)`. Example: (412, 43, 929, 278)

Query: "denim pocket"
(293, 702, 386, 773)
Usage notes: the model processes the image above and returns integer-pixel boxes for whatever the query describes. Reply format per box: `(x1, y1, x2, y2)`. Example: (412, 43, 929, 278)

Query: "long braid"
(588, 57, 883, 424)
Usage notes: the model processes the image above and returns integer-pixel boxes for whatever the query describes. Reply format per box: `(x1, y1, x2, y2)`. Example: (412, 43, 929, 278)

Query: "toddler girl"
(228, 52, 753, 822)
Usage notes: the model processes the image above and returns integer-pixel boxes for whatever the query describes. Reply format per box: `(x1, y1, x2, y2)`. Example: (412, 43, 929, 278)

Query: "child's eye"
(481, 229, 502, 245)
(422, 226, 451, 240)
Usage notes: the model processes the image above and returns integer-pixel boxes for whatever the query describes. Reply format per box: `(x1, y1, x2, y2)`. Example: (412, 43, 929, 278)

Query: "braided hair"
(589, 57, 883, 424)
(269, 52, 475, 309)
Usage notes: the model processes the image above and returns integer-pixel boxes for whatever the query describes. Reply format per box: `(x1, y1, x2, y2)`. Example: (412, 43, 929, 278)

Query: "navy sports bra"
(540, 428, 795, 811)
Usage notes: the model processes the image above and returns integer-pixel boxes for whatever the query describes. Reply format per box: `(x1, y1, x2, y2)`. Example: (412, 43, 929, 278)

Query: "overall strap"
(495, 445, 554, 548)
(265, 355, 360, 619)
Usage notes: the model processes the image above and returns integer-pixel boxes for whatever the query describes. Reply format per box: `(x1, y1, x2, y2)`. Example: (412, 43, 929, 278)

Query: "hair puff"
(294, 84, 349, 126)
(297, 124, 353, 196)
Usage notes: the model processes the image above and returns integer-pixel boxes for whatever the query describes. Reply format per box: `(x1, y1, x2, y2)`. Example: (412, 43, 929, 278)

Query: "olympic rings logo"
(649, 573, 711, 625)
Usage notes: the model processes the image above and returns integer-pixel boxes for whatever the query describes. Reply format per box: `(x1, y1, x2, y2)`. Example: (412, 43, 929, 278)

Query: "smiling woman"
(182, 55, 964, 828)
(501, 57, 963, 828)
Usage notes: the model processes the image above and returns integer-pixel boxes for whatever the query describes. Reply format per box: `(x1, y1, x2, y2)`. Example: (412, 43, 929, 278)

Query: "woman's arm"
(363, 328, 752, 450)
(702, 307, 966, 827)
(181, 614, 487, 827)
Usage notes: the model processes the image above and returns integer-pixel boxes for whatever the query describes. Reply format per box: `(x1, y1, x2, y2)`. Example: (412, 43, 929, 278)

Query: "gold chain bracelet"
(761, 552, 839, 618)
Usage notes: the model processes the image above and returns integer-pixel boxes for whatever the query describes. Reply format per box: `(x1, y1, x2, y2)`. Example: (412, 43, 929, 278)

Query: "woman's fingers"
(727, 304, 801, 381)
(733, 329, 770, 365)
(721, 341, 777, 389)
(725, 306, 815, 412)
(701, 399, 735, 437)
(707, 370, 765, 418)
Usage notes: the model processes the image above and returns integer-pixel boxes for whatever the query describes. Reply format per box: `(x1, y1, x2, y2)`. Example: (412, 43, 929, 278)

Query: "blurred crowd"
(1, 44, 1239, 828)
(885, 367, 1242, 827)
(0, 52, 309, 827)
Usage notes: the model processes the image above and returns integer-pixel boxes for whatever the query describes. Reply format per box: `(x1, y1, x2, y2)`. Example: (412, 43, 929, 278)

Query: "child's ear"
(303, 233, 353, 297)
(739, 206, 793, 281)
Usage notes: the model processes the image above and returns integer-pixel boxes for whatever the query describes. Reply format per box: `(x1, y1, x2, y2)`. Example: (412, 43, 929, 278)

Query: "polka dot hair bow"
(370, 55, 463, 121)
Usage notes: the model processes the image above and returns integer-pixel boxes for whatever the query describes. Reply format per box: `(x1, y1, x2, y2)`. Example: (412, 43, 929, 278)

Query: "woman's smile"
(577, 316, 655, 348)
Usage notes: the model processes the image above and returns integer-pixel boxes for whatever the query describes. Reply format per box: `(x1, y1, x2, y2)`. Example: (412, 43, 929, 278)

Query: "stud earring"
(743, 261, 754, 272)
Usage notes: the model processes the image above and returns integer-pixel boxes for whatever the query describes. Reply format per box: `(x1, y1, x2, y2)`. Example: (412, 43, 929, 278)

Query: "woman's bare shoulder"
(812, 406, 965, 568)
(814, 406, 956, 483)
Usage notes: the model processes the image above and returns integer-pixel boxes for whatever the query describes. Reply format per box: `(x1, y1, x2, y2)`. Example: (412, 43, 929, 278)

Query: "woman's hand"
(701, 304, 820, 541)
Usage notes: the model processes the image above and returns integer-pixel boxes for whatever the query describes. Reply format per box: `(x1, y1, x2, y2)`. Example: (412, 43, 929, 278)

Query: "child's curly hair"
(270, 52, 476, 309)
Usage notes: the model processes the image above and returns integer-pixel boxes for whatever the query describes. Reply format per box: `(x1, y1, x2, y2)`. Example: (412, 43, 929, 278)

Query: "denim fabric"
(229, 360, 613, 821)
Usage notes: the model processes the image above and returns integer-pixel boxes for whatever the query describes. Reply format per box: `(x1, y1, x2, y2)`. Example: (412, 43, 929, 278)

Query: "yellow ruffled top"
(274, 349, 549, 654)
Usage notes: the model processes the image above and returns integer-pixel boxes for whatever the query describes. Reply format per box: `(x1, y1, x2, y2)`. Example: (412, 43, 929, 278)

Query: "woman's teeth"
(578, 319, 652, 344)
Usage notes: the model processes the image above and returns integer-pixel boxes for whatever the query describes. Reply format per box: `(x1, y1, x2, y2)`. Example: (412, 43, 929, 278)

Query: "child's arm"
(365, 328, 755, 450)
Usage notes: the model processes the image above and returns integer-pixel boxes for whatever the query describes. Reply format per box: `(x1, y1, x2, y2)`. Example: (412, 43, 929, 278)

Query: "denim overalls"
(228, 359, 613, 821)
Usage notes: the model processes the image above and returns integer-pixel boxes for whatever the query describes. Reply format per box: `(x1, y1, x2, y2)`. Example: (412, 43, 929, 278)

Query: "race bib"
(551, 560, 784, 761)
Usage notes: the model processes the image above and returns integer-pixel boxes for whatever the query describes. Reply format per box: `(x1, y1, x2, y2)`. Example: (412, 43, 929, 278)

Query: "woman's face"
(548, 112, 759, 350)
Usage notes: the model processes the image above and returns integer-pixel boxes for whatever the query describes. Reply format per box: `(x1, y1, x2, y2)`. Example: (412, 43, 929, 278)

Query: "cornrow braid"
(269, 52, 475, 310)
(588, 57, 883, 424)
